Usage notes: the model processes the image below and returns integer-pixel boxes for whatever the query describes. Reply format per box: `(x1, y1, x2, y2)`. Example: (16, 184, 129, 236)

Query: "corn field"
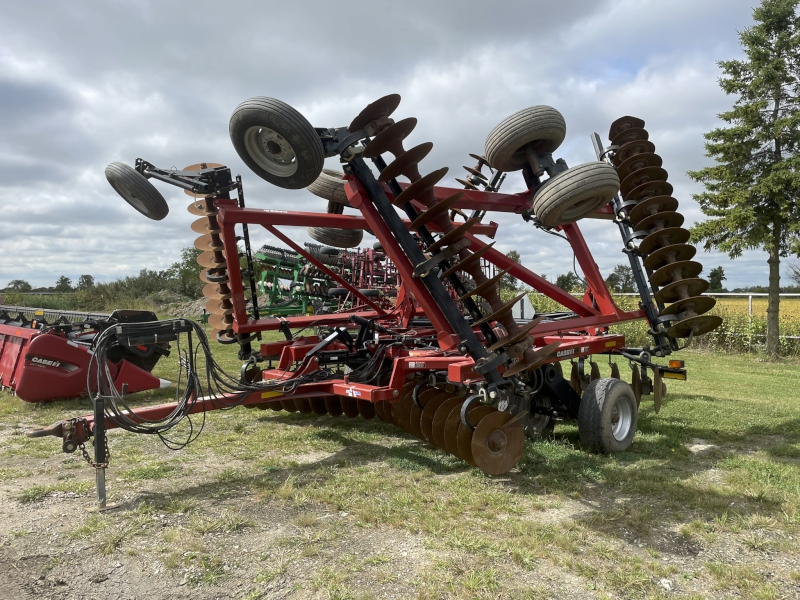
(527, 291, 800, 356)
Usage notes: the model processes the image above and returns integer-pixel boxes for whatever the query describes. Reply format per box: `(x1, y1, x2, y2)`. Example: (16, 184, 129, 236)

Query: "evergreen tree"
(54, 276, 73, 292)
(688, 0, 800, 358)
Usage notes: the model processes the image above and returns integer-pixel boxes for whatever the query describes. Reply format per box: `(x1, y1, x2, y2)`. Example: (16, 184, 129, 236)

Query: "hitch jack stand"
(89, 396, 118, 513)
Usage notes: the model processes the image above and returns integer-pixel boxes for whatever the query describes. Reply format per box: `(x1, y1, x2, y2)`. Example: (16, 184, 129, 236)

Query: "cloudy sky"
(0, 0, 774, 291)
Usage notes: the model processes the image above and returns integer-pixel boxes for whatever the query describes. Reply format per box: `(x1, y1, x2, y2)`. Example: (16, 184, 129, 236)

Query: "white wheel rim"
(610, 396, 633, 441)
(243, 126, 298, 177)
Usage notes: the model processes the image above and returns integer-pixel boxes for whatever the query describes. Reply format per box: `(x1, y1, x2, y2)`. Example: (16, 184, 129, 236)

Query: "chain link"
(79, 436, 110, 469)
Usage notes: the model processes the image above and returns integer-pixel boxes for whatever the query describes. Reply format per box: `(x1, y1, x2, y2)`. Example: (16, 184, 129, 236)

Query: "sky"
(0, 0, 776, 291)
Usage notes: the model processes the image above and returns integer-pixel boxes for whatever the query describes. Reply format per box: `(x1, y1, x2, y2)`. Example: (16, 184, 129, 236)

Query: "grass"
(2, 349, 800, 598)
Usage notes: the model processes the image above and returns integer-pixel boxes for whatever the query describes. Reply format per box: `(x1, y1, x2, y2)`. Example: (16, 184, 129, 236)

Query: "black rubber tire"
(358, 289, 380, 298)
(105, 162, 169, 220)
(524, 395, 555, 440)
(373, 242, 384, 252)
(307, 227, 363, 248)
(578, 378, 638, 453)
(308, 169, 349, 205)
(328, 287, 348, 297)
(229, 97, 324, 189)
(319, 247, 340, 256)
(532, 162, 620, 227)
(484, 106, 567, 172)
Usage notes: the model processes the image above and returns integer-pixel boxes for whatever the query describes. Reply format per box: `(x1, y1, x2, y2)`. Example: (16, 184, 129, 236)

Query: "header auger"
(29, 93, 721, 492)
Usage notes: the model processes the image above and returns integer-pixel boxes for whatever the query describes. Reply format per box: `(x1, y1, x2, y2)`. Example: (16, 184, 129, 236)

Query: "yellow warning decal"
(260, 391, 282, 400)
(605, 341, 617, 348)
(35, 311, 44, 316)
(662, 372, 687, 381)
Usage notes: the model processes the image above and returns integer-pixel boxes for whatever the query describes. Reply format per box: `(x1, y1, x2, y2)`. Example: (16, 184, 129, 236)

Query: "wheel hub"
(244, 126, 298, 177)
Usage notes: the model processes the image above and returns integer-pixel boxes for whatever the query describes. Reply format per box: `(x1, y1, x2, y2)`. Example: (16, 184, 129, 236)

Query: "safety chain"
(79, 437, 110, 469)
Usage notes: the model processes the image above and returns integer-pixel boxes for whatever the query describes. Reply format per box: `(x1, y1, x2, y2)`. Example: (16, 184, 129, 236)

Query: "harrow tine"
(590, 361, 601, 382)
(630, 365, 642, 408)
(653, 368, 663, 413)
(471, 411, 526, 475)
(459, 269, 508, 302)
(340, 396, 361, 418)
(357, 400, 376, 420)
(379, 142, 433, 182)
(570, 362, 581, 395)
(409, 192, 463, 231)
(610, 362, 621, 380)
(456, 405, 495, 466)
(438, 242, 496, 279)
(427, 218, 479, 252)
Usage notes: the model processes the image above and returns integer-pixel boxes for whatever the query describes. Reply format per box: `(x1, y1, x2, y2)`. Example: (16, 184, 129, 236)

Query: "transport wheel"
(484, 106, 567, 172)
(319, 246, 340, 256)
(307, 227, 363, 248)
(358, 289, 380, 298)
(373, 241, 384, 252)
(578, 378, 638, 453)
(105, 162, 169, 220)
(229, 97, 324, 189)
(327, 287, 348, 297)
(308, 169, 350, 204)
(531, 162, 620, 227)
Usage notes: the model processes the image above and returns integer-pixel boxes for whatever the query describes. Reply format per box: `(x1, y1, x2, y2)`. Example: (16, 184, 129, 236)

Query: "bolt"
(393, 390, 399, 397)
(489, 391, 498, 399)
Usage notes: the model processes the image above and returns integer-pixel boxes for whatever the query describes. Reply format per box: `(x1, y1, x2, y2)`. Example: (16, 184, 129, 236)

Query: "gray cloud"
(0, 0, 774, 292)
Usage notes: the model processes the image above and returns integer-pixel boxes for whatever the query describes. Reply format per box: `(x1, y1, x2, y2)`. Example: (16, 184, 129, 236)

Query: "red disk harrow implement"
(29, 95, 722, 491)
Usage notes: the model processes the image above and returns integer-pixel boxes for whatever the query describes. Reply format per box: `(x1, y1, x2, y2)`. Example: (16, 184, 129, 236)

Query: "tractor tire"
(328, 287, 349, 297)
(373, 241, 384, 252)
(578, 378, 638, 453)
(307, 227, 363, 248)
(308, 169, 350, 205)
(105, 162, 169, 220)
(531, 162, 619, 227)
(229, 97, 324, 189)
(319, 247, 340, 256)
(358, 289, 380, 298)
(484, 106, 567, 172)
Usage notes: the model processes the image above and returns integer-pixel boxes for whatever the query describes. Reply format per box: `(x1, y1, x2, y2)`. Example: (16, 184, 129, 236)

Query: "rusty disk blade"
(409, 192, 463, 231)
(624, 179, 674, 203)
(631, 366, 642, 408)
(474, 292, 526, 326)
(660, 295, 716, 318)
(191, 217, 220, 235)
(639, 226, 691, 256)
(187, 199, 218, 214)
(469, 153, 489, 166)
(443, 404, 466, 458)
(419, 393, 452, 442)
(268, 400, 283, 411)
(309, 397, 328, 416)
(666, 314, 723, 339)
(503, 341, 562, 378)
(348, 94, 402, 133)
(488, 317, 543, 352)
(324, 396, 344, 417)
(463, 166, 488, 181)
(203, 282, 232, 300)
(439, 242, 496, 278)
(649, 260, 703, 288)
(280, 399, 298, 413)
(394, 168, 449, 207)
(428, 218, 479, 252)
(613, 139, 656, 167)
(620, 166, 669, 198)
(459, 269, 508, 302)
(607, 115, 646, 141)
(610, 362, 621, 380)
(197, 250, 227, 269)
(208, 313, 233, 331)
(610, 126, 649, 149)
(654, 277, 709, 305)
(183, 162, 224, 172)
(194, 234, 224, 253)
(295, 398, 313, 414)
(379, 142, 433, 182)
(635, 210, 684, 233)
(455, 177, 479, 190)
(408, 388, 443, 440)
(628, 195, 679, 228)
(457, 406, 496, 467)
(430, 397, 464, 450)
(616, 151, 663, 182)
(471, 411, 526, 475)
(205, 298, 233, 317)
(340, 396, 361, 418)
(393, 385, 424, 433)
(642, 243, 696, 271)
(570, 362, 581, 394)
(199, 269, 228, 284)
(357, 399, 376, 420)
(363, 117, 417, 159)
(374, 400, 392, 423)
